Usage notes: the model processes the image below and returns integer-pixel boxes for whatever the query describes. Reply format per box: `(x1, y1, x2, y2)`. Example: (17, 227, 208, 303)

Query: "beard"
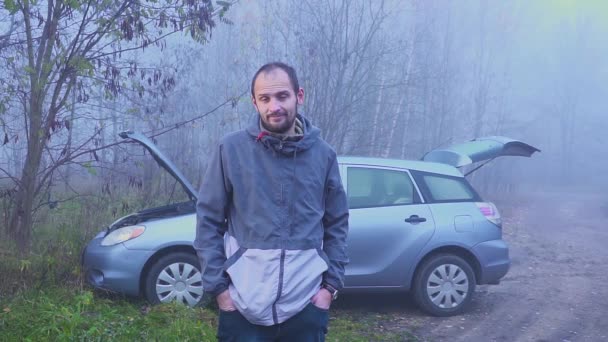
(259, 105, 298, 135)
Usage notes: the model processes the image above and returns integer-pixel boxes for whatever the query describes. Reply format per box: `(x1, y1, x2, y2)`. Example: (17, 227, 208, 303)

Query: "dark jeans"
(217, 303, 329, 342)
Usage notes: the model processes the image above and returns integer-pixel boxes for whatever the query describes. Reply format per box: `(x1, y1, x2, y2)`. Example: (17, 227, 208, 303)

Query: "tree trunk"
(112, 98, 119, 186)
(385, 32, 416, 158)
(370, 67, 386, 155)
(384, 94, 405, 158)
(8, 103, 44, 253)
(8, 0, 67, 252)
(64, 91, 76, 190)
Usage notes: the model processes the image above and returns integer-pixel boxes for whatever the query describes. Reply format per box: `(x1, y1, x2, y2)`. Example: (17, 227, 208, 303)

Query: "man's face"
(252, 69, 304, 134)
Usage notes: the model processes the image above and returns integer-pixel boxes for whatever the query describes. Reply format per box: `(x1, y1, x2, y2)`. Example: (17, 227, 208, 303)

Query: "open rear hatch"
(422, 136, 540, 174)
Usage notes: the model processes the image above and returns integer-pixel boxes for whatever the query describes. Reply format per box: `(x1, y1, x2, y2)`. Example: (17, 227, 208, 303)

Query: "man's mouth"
(268, 113, 286, 121)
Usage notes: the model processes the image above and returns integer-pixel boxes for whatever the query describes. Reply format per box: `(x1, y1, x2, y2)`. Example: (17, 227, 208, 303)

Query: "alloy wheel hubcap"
(156, 262, 204, 306)
(426, 263, 469, 309)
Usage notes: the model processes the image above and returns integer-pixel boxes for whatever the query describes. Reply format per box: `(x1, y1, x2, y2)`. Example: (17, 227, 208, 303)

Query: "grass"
(328, 316, 418, 341)
(0, 287, 419, 341)
(0, 192, 420, 341)
(0, 287, 217, 341)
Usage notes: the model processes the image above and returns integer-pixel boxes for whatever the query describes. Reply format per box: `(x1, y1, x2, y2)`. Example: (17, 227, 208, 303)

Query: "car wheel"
(144, 252, 204, 307)
(413, 254, 476, 316)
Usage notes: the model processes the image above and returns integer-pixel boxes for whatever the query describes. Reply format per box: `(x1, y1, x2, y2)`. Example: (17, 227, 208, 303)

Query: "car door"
(343, 165, 436, 288)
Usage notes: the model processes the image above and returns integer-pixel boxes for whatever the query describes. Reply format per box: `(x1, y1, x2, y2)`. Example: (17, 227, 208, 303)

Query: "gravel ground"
(332, 189, 608, 342)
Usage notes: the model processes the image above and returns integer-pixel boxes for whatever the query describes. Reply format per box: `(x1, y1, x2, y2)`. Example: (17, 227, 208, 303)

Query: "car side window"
(422, 175, 476, 201)
(347, 167, 417, 209)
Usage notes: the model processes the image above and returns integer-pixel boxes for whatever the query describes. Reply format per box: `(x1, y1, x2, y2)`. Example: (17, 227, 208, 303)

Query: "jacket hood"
(245, 114, 321, 156)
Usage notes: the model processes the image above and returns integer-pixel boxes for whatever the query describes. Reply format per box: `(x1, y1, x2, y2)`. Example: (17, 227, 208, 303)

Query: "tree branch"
(0, 166, 21, 188)
(32, 193, 100, 214)
(145, 90, 247, 138)
(21, 0, 37, 85)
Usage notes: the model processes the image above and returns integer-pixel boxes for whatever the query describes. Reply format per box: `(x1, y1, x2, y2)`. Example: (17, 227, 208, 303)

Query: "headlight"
(101, 225, 146, 246)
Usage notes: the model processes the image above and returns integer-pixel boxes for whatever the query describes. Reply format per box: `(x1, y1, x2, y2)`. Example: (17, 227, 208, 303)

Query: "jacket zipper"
(272, 249, 286, 324)
(272, 138, 295, 324)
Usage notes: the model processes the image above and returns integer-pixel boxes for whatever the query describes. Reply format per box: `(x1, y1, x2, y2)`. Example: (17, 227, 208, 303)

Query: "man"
(194, 62, 349, 341)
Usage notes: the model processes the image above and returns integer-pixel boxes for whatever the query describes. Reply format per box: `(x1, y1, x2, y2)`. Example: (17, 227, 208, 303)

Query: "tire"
(412, 254, 476, 317)
(144, 252, 204, 307)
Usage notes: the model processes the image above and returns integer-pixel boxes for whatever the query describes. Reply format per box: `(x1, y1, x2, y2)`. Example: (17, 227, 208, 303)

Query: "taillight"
(476, 202, 502, 227)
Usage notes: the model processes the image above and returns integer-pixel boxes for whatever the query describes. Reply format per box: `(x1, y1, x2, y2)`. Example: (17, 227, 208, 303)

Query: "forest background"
(0, 0, 606, 340)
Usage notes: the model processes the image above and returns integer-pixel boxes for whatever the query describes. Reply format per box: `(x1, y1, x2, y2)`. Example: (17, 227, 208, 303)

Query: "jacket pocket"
(225, 249, 283, 325)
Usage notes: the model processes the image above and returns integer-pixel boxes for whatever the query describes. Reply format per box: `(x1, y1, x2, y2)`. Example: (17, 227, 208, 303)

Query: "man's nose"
(268, 98, 281, 112)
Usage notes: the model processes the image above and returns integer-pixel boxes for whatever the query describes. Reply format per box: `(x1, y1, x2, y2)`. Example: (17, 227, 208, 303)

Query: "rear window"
(412, 171, 481, 203)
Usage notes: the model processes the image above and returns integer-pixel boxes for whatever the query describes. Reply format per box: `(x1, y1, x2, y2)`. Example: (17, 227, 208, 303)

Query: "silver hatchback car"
(82, 132, 538, 316)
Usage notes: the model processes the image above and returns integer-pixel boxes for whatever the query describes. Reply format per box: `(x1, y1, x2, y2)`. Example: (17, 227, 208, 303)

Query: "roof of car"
(337, 156, 463, 177)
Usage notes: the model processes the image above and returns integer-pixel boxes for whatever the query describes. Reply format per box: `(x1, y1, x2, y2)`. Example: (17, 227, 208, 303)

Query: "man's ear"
(297, 88, 304, 105)
(252, 95, 258, 110)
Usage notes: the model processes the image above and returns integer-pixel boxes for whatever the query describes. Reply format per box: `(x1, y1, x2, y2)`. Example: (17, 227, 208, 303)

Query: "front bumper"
(81, 234, 153, 296)
(472, 239, 510, 284)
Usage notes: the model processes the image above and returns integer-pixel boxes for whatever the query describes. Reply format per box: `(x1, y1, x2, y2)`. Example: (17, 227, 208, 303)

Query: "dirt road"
(333, 189, 608, 341)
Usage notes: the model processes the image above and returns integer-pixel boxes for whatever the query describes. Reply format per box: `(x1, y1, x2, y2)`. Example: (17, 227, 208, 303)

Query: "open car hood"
(422, 136, 540, 168)
(119, 131, 197, 201)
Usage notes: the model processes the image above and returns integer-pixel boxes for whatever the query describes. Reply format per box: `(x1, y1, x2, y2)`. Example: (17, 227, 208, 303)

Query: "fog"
(1, 0, 607, 218)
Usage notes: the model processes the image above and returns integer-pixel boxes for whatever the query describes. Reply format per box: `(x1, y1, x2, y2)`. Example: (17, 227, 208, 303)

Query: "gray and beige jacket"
(194, 114, 349, 326)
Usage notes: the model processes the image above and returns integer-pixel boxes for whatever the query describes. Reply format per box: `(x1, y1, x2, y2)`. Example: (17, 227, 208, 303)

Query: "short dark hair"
(251, 62, 300, 97)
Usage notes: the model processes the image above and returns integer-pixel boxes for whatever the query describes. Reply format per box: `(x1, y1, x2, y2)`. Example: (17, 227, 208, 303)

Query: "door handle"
(404, 215, 427, 223)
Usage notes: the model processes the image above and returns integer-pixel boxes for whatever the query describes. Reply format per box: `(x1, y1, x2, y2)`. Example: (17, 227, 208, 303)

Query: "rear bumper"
(472, 239, 510, 284)
(81, 235, 152, 296)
